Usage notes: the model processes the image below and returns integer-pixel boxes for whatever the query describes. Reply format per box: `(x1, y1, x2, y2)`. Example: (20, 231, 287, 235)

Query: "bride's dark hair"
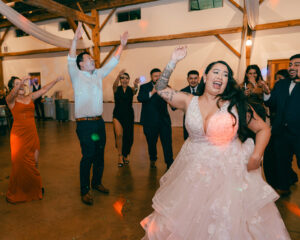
(198, 61, 253, 142)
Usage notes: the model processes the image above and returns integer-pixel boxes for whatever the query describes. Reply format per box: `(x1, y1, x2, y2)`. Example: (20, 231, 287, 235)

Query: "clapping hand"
(171, 46, 187, 63)
(120, 31, 128, 47)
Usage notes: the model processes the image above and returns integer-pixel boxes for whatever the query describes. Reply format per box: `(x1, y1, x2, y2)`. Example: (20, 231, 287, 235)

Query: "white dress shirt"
(68, 55, 119, 118)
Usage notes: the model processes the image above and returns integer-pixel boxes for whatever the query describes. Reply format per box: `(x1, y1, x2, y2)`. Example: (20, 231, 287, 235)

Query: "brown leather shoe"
(81, 192, 93, 205)
(93, 184, 109, 194)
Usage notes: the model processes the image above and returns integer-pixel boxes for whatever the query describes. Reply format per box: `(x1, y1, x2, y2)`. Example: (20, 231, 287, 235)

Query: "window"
(15, 29, 29, 37)
(190, 0, 223, 11)
(117, 9, 141, 22)
(59, 21, 74, 31)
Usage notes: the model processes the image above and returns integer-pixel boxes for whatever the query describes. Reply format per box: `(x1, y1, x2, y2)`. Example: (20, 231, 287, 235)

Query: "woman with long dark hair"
(112, 70, 139, 167)
(242, 64, 268, 121)
(6, 75, 63, 203)
(141, 47, 290, 240)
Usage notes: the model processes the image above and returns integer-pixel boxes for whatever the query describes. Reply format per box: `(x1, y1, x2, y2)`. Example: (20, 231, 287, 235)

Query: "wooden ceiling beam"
(99, 26, 243, 47)
(100, 46, 117, 68)
(66, 17, 77, 32)
(85, 0, 158, 11)
(254, 19, 300, 31)
(215, 34, 241, 58)
(227, 0, 244, 13)
(76, 2, 92, 38)
(0, 27, 10, 47)
(21, 0, 96, 25)
(99, 8, 117, 32)
(0, 47, 69, 57)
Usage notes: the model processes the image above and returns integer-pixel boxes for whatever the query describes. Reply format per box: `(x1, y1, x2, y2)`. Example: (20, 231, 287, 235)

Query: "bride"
(141, 46, 290, 240)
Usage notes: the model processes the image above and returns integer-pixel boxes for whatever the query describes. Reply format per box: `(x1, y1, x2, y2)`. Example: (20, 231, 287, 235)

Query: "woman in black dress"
(113, 70, 139, 167)
(242, 65, 268, 121)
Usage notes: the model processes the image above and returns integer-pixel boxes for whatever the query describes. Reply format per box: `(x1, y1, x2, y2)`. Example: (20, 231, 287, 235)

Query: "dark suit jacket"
(264, 78, 300, 136)
(181, 84, 202, 95)
(32, 84, 42, 102)
(137, 81, 171, 127)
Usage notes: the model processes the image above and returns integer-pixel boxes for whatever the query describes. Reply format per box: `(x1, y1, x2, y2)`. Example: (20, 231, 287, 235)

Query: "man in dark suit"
(263, 54, 300, 196)
(32, 78, 45, 120)
(180, 70, 201, 140)
(137, 68, 173, 169)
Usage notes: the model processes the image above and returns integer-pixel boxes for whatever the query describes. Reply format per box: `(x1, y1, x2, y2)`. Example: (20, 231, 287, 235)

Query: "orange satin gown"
(6, 100, 42, 203)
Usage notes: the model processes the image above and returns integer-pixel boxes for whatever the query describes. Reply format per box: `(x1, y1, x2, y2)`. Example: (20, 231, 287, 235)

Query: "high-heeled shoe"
(118, 162, 124, 167)
(118, 155, 124, 167)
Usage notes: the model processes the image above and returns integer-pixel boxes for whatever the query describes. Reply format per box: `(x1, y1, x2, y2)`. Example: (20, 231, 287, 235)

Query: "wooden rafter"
(91, 9, 100, 68)
(100, 8, 117, 32)
(0, 47, 69, 57)
(66, 17, 77, 32)
(80, 0, 158, 11)
(215, 34, 241, 58)
(227, 0, 243, 13)
(0, 0, 158, 28)
(254, 19, 300, 31)
(0, 27, 10, 47)
(100, 46, 117, 68)
(100, 26, 243, 47)
(76, 2, 91, 39)
(1, 17, 299, 58)
(21, 0, 96, 25)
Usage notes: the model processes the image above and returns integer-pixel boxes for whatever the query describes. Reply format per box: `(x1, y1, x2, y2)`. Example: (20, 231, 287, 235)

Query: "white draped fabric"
(245, 0, 259, 30)
(0, 0, 93, 49)
(237, 0, 259, 82)
(237, 31, 247, 83)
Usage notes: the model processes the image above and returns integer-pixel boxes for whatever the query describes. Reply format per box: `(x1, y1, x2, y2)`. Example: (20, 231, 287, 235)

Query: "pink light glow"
(139, 20, 148, 31)
(269, 0, 279, 8)
(206, 112, 238, 146)
(113, 197, 126, 217)
(283, 201, 300, 217)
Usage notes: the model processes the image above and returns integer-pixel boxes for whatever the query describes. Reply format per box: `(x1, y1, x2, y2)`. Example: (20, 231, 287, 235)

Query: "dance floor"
(0, 121, 299, 240)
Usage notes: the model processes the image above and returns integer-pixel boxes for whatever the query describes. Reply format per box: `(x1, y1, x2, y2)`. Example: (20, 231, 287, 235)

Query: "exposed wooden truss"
(0, 0, 159, 28)
(21, 0, 96, 25)
(227, 0, 243, 13)
(1, 17, 300, 57)
(215, 34, 241, 58)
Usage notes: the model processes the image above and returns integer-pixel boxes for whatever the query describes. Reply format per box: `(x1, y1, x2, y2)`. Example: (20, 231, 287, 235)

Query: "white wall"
(1, 0, 300, 101)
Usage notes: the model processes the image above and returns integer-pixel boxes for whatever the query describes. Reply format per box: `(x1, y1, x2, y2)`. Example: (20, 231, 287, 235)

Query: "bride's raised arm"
(155, 46, 193, 112)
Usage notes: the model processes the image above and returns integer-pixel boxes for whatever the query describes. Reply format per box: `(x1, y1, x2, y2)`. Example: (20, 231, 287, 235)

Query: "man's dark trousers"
(76, 118, 106, 196)
(143, 122, 173, 168)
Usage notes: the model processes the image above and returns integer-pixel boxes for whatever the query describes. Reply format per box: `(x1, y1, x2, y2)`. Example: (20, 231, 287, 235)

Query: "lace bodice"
(185, 96, 238, 146)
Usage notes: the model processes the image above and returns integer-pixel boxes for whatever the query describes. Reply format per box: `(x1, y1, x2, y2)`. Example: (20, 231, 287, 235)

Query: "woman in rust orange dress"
(6, 75, 63, 203)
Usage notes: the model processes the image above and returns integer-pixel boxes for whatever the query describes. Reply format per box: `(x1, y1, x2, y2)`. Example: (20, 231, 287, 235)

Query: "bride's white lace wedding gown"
(141, 96, 290, 240)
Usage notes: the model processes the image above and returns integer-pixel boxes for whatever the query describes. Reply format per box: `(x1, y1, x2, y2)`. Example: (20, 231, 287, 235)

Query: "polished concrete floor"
(0, 121, 299, 240)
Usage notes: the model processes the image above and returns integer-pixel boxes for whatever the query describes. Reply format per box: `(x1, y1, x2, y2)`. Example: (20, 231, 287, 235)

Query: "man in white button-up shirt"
(68, 22, 128, 205)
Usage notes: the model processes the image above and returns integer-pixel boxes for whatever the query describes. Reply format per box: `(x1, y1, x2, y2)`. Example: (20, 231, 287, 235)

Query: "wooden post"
(91, 9, 100, 68)
(0, 57, 3, 89)
(245, 26, 253, 67)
